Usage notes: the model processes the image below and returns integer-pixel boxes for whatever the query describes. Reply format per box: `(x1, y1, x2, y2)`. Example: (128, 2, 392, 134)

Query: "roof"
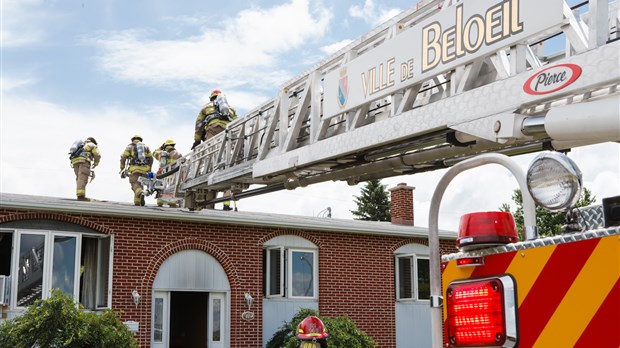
(0, 192, 456, 239)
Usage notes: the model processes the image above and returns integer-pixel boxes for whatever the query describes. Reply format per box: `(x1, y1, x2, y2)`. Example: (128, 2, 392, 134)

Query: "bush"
(267, 308, 376, 348)
(0, 289, 137, 348)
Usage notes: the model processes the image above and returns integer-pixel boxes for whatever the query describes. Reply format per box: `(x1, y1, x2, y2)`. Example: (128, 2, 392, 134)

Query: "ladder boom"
(159, 0, 620, 209)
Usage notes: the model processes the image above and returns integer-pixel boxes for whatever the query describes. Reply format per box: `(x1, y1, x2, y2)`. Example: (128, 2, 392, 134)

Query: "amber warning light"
(457, 212, 519, 251)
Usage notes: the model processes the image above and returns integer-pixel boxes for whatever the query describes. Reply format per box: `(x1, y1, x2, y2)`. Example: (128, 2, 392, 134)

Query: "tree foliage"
(0, 289, 137, 348)
(266, 308, 376, 348)
(500, 187, 596, 239)
(351, 179, 391, 221)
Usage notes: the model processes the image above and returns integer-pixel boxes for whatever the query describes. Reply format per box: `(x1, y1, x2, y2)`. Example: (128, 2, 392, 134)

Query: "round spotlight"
(526, 152, 582, 211)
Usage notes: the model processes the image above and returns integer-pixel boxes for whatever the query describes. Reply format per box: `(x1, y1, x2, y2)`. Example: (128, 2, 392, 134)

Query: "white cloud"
(320, 39, 353, 55)
(349, 0, 401, 27)
(0, 76, 38, 92)
(88, 0, 332, 92)
(0, 0, 56, 48)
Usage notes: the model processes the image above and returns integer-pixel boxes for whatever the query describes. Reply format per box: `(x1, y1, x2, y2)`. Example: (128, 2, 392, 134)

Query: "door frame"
(152, 291, 169, 348)
(151, 290, 229, 347)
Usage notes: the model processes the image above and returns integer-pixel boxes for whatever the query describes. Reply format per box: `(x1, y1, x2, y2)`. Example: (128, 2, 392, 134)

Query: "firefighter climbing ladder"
(160, 0, 620, 209)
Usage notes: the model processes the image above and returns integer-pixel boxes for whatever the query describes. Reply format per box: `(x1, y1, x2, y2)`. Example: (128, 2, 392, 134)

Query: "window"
(395, 254, 430, 301)
(6, 229, 112, 309)
(17, 232, 46, 307)
(265, 247, 283, 297)
(80, 236, 112, 309)
(264, 243, 317, 299)
(290, 250, 315, 298)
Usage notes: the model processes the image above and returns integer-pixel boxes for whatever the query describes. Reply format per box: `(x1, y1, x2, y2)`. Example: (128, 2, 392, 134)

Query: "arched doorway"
(151, 250, 230, 348)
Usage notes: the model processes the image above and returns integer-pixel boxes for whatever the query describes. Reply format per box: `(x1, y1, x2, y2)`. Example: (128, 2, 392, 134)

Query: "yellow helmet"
(164, 139, 175, 147)
(210, 89, 222, 101)
(131, 134, 143, 142)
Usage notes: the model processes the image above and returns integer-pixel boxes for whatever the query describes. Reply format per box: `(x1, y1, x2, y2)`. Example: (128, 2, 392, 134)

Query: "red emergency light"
(446, 276, 518, 347)
(457, 212, 518, 251)
(456, 256, 484, 267)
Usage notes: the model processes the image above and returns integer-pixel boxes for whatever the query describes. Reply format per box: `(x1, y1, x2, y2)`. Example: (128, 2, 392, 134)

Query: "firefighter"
(69, 137, 101, 201)
(296, 315, 329, 348)
(120, 134, 153, 206)
(153, 139, 183, 207)
(192, 89, 237, 149)
(192, 89, 237, 210)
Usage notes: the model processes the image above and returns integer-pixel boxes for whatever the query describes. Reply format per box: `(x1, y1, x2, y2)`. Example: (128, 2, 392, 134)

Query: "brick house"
(0, 184, 456, 347)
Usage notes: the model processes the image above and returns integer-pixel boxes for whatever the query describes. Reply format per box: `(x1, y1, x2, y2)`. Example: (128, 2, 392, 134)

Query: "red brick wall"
(389, 183, 415, 225)
(0, 208, 457, 347)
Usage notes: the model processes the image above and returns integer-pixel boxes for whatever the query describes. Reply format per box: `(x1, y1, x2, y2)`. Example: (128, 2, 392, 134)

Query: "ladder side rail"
(180, 0, 618, 193)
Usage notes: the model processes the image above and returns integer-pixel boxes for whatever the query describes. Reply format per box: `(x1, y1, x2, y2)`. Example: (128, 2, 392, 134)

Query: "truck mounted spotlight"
(526, 152, 582, 212)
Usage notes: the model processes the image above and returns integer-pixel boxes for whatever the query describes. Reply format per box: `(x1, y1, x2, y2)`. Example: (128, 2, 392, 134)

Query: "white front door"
(152, 291, 169, 348)
(208, 292, 226, 348)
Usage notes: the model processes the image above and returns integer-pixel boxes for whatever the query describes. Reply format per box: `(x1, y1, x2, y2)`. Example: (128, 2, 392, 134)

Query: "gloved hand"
(92, 163, 98, 169)
(120, 169, 127, 179)
(191, 140, 201, 150)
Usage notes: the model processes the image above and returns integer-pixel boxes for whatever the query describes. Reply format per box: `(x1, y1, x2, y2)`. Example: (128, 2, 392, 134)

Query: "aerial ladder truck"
(148, 0, 619, 346)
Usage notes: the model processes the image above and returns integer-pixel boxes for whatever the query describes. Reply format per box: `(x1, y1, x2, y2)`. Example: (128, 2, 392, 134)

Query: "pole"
(427, 153, 536, 347)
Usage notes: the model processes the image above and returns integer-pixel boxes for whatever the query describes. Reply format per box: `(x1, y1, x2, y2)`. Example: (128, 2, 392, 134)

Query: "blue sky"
(2, 0, 618, 230)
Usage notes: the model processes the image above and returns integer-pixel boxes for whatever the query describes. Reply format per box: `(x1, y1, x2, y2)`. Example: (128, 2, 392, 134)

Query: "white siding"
(395, 302, 431, 348)
(153, 250, 229, 291)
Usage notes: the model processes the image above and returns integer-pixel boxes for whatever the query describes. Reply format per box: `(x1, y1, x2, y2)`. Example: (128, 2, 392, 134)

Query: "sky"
(1, 0, 619, 231)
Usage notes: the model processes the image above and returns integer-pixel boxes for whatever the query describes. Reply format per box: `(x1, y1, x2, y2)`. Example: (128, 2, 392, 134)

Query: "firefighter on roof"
(296, 315, 329, 348)
(69, 137, 100, 201)
(192, 89, 237, 149)
(153, 139, 183, 207)
(193, 89, 237, 210)
(120, 134, 153, 206)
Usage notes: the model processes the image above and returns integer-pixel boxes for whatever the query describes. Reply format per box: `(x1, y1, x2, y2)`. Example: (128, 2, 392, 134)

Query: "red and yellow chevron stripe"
(442, 234, 620, 348)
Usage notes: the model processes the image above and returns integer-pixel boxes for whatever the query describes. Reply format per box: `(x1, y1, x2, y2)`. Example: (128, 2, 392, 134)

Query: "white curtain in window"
(81, 238, 97, 309)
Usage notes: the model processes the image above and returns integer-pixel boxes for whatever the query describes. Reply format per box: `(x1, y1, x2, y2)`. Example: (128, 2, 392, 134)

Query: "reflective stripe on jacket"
(70, 142, 101, 167)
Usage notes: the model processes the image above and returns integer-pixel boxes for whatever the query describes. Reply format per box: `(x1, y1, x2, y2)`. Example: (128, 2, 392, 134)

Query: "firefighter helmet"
(131, 134, 143, 142)
(297, 316, 329, 340)
(86, 137, 97, 145)
(210, 89, 222, 101)
(163, 139, 175, 147)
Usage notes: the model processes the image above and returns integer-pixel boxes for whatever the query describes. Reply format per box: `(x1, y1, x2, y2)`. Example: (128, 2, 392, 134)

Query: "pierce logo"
(523, 64, 582, 95)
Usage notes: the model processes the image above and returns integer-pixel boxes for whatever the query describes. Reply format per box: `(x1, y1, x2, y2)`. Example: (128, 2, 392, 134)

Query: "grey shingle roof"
(0, 192, 456, 239)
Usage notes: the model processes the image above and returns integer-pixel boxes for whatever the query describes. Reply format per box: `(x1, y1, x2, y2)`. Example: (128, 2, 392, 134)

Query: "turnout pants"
(129, 172, 147, 205)
(73, 162, 91, 198)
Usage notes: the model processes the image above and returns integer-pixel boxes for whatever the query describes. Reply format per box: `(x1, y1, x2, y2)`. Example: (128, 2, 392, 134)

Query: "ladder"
(157, 0, 620, 210)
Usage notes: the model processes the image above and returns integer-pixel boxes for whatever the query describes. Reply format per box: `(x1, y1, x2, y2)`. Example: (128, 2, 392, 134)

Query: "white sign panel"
(323, 0, 564, 117)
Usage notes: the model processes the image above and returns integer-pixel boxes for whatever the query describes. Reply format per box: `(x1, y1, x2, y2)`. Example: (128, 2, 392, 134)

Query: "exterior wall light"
(131, 290, 141, 307)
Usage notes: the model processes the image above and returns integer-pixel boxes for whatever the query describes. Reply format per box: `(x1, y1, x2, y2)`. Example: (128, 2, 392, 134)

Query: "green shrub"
(0, 289, 137, 348)
(267, 308, 376, 348)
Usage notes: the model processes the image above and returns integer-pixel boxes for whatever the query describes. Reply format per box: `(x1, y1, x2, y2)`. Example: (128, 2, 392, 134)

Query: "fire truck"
(144, 0, 619, 346)
(429, 151, 619, 347)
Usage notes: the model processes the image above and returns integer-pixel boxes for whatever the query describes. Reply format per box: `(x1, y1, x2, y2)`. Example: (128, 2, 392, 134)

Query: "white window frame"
(395, 253, 430, 302)
(265, 246, 284, 298)
(12, 230, 48, 309)
(287, 249, 317, 299)
(8, 229, 113, 310)
(48, 233, 81, 301)
(264, 246, 318, 300)
(95, 236, 113, 309)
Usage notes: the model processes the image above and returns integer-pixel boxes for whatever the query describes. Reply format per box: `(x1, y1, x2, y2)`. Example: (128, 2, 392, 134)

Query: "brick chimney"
(389, 183, 415, 225)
